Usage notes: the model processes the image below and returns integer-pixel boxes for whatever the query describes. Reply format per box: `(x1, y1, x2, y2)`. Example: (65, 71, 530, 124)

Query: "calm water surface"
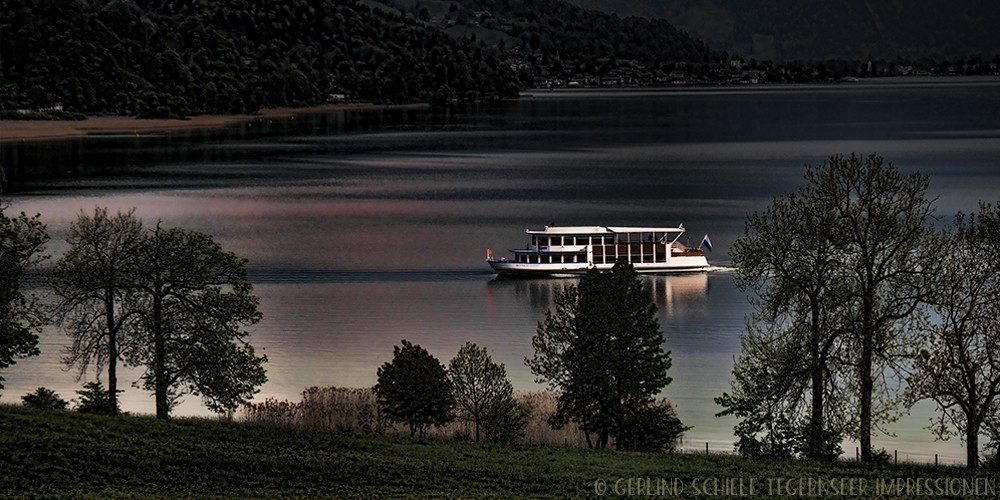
(4, 78, 1000, 461)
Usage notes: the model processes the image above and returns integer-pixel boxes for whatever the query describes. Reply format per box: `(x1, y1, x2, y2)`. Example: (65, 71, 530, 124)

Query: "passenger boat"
(486, 224, 712, 276)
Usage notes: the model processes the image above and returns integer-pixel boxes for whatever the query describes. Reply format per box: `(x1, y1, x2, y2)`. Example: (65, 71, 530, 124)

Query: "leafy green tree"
(21, 387, 68, 411)
(374, 340, 455, 438)
(527, 260, 682, 450)
(448, 342, 524, 442)
(719, 163, 852, 460)
(907, 202, 1000, 467)
(49, 207, 144, 414)
(719, 153, 939, 462)
(126, 223, 267, 419)
(0, 169, 48, 393)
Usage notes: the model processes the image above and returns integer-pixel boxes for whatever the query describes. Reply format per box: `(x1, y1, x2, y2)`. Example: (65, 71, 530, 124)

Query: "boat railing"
(592, 243, 667, 254)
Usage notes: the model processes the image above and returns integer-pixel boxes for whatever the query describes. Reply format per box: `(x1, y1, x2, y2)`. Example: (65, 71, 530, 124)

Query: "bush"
(21, 387, 68, 410)
(617, 399, 689, 452)
(75, 381, 119, 415)
(981, 438, 1000, 469)
(794, 424, 843, 461)
(732, 413, 798, 460)
(871, 448, 893, 464)
(481, 397, 531, 444)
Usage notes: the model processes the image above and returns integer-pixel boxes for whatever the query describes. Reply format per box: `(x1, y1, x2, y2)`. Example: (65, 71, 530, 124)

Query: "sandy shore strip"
(0, 102, 430, 142)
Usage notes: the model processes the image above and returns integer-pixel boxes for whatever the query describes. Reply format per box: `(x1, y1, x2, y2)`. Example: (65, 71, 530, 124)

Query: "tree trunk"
(809, 355, 825, 458)
(597, 429, 609, 450)
(859, 327, 874, 461)
(966, 423, 979, 468)
(809, 306, 825, 459)
(105, 289, 118, 414)
(153, 293, 169, 419)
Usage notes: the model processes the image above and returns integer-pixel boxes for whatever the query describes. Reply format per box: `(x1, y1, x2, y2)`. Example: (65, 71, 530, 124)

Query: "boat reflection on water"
(486, 272, 710, 319)
(484, 271, 735, 451)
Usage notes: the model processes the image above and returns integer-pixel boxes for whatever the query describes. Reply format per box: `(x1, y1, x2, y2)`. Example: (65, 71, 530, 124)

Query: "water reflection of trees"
(488, 273, 709, 316)
(0, 109, 431, 191)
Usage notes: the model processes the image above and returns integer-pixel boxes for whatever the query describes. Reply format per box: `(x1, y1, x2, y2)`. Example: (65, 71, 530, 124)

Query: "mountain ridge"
(565, 0, 1000, 62)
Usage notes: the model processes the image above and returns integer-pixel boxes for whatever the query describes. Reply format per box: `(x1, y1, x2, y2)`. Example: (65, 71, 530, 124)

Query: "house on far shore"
(16, 102, 63, 114)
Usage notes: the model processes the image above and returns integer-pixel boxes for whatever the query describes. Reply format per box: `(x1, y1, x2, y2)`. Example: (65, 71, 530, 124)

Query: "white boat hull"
(487, 255, 710, 276)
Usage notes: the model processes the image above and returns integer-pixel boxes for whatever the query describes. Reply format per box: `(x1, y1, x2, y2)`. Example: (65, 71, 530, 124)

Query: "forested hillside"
(0, 0, 520, 117)
(1, 0, 720, 118)
(373, 0, 712, 66)
(369, 0, 717, 87)
(568, 0, 1000, 62)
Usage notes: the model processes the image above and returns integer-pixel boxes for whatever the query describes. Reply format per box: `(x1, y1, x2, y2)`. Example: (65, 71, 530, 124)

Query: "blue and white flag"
(701, 234, 713, 252)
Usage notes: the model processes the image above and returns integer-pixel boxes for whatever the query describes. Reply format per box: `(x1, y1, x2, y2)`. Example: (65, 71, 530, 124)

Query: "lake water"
(3, 78, 1000, 462)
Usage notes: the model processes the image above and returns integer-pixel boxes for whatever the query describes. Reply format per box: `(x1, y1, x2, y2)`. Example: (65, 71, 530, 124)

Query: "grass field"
(1, 404, 995, 498)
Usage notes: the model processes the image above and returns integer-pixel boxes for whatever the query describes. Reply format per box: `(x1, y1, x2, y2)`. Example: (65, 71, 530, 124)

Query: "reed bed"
(242, 387, 590, 447)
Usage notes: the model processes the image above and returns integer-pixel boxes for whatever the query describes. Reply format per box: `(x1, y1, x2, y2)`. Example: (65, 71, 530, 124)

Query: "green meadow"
(1, 404, 996, 498)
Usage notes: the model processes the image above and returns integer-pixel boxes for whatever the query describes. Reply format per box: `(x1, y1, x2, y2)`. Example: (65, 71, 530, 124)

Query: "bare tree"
(721, 153, 940, 462)
(908, 202, 1000, 467)
(823, 153, 940, 461)
(50, 207, 143, 413)
(449, 342, 518, 442)
(721, 174, 852, 459)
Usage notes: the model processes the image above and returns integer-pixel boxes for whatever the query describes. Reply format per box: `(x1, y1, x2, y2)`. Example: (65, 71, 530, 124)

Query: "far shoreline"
(0, 102, 431, 143)
(6, 76, 999, 143)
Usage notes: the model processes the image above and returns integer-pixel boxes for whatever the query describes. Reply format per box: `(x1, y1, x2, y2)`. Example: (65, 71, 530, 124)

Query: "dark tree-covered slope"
(1, 0, 722, 117)
(0, 0, 520, 116)
(567, 0, 1000, 62)
(374, 0, 712, 65)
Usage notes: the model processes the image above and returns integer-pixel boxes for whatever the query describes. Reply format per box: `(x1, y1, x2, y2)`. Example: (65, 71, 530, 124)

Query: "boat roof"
(525, 225, 686, 235)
